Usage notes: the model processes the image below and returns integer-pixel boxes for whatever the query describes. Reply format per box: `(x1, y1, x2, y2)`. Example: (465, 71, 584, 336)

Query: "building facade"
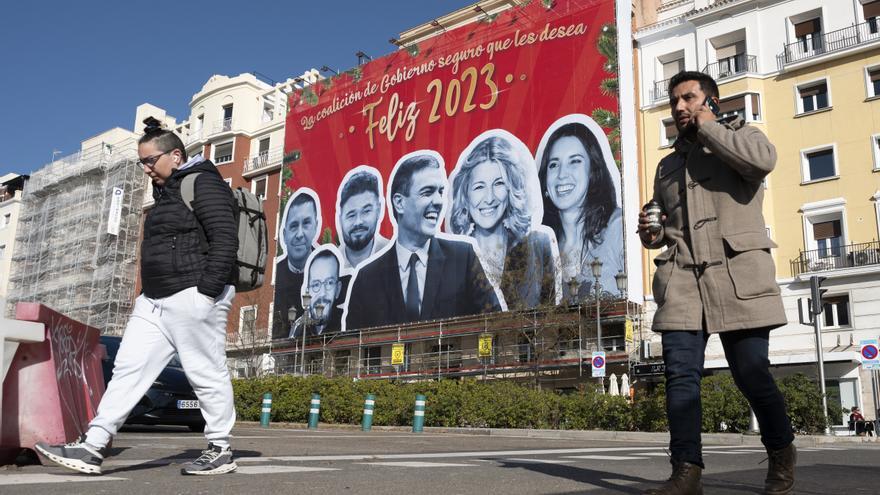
(634, 0, 880, 428)
(0, 174, 27, 299)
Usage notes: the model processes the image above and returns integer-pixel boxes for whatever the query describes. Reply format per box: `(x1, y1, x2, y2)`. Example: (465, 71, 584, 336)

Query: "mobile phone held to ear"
(704, 96, 721, 116)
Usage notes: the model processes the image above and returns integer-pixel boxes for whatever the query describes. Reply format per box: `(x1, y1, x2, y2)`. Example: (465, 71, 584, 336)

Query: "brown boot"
(643, 461, 703, 495)
(764, 443, 796, 495)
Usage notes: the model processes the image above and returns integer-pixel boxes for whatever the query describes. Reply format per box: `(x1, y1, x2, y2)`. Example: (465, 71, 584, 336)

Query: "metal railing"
(777, 20, 880, 68)
(243, 146, 284, 175)
(790, 240, 880, 277)
(702, 54, 757, 81)
(211, 118, 234, 135)
(650, 77, 671, 103)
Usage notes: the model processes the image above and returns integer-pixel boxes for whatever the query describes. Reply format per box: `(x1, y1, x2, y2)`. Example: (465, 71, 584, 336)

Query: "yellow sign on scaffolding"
(391, 343, 405, 365)
(478, 334, 493, 357)
(625, 319, 634, 343)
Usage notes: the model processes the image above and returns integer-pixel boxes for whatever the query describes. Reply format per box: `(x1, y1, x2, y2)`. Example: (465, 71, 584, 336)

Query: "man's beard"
(344, 226, 374, 251)
(310, 296, 333, 325)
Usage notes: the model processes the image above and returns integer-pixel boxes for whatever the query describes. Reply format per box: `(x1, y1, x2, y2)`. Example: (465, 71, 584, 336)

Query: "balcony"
(211, 118, 235, 136)
(790, 240, 880, 277)
(702, 54, 757, 82)
(242, 146, 283, 178)
(777, 20, 880, 69)
(650, 77, 671, 103)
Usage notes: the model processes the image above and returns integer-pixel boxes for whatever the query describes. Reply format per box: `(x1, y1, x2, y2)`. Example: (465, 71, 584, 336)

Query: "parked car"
(100, 335, 206, 432)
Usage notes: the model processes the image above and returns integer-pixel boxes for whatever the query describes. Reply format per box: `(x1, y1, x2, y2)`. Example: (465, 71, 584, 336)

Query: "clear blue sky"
(0, 0, 472, 176)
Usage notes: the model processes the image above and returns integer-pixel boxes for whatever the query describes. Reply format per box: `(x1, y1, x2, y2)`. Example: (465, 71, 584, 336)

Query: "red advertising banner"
(276, 0, 626, 339)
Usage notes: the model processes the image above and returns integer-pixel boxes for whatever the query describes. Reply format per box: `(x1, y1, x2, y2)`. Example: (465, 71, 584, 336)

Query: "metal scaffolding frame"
(6, 139, 146, 335)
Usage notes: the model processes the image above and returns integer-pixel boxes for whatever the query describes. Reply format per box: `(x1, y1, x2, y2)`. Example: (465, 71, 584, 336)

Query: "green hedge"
(233, 373, 827, 434)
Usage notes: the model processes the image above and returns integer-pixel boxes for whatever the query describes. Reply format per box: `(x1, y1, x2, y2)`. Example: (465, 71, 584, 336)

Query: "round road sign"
(592, 356, 605, 368)
(862, 344, 878, 361)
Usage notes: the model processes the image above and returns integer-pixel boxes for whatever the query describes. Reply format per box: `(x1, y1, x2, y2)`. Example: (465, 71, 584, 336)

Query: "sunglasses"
(137, 150, 171, 168)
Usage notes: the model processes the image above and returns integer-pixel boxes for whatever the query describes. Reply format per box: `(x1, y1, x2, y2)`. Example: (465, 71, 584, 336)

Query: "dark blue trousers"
(661, 328, 794, 468)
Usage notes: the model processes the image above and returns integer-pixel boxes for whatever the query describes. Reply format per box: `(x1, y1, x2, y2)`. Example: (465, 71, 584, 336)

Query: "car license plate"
(177, 400, 200, 409)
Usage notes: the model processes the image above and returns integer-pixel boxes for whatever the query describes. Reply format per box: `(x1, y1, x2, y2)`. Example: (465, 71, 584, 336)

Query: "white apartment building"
(0, 174, 27, 298)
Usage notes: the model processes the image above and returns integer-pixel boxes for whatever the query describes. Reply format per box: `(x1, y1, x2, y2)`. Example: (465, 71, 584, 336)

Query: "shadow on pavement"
(496, 458, 652, 494)
(103, 449, 262, 474)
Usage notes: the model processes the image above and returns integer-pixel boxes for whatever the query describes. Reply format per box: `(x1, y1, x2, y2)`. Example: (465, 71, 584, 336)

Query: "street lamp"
(615, 270, 627, 297)
(567, 277, 580, 305)
(591, 259, 603, 351)
(300, 293, 311, 377)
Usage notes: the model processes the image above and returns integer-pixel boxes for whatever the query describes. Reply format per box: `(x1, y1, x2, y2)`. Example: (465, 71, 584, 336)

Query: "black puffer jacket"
(140, 159, 237, 299)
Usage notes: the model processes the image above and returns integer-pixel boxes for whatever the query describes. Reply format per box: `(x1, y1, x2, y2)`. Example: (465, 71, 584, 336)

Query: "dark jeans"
(662, 328, 794, 468)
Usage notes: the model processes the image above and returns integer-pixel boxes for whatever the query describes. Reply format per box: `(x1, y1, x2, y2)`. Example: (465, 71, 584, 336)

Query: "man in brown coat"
(638, 71, 796, 495)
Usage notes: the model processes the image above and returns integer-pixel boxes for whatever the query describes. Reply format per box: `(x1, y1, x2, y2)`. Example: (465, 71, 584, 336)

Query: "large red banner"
(276, 0, 623, 339)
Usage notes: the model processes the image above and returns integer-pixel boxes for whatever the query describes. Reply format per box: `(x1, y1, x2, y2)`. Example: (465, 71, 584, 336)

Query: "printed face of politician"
(340, 191, 380, 251)
(285, 202, 318, 263)
(306, 255, 340, 324)
(545, 136, 589, 213)
(468, 160, 509, 231)
(396, 166, 445, 239)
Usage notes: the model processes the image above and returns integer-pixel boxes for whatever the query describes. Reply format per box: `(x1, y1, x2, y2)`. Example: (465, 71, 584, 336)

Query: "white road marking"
(564, 455, 651, 461)
(503, 458, 576, 464)
(705, 450, 766, 455)
(0, 474, 127, 485)
(360, 461, 476, 468)
(235, 465, 340, 474)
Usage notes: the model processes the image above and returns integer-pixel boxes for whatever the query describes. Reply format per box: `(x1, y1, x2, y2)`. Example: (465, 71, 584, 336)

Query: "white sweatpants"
(86, 285, 236, 449)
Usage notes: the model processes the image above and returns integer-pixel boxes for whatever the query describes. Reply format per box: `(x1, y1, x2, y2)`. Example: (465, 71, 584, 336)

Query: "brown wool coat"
(643, 116, 786, 333)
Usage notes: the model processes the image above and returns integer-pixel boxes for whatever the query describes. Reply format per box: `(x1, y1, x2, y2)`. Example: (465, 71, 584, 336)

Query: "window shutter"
(750, 94, 760, 113)
(718, 95, 745, 115)
(813, 220, 841, 240)
(794, 18, 821, 37)
(716, 43, 738, 60)
(870, 69, 880, 83)
(663, 120, 678, 140)
(799, 84, 823, 97)
(864, 1, 880, 19)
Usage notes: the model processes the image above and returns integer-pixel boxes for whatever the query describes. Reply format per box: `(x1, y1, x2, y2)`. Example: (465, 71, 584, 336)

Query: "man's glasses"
(308, 278, 338, 293)
(136, 150, 171, 168)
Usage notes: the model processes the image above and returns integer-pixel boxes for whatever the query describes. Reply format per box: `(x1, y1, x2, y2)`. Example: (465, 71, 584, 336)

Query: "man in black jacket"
(36, 118, 239, 476)
(345, 153, 500, 331)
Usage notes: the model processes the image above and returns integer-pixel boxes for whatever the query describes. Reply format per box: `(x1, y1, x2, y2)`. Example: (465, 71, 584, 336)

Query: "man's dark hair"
(289, 192, 317, 213)
(138, 117, 188, 161)
(340, 171, 380, 208)
(668, 71, 719, 100)
(389, 154, 441, 219)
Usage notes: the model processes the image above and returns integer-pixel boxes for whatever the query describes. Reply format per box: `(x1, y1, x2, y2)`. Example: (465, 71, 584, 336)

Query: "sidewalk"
(236, 421, 879, 447)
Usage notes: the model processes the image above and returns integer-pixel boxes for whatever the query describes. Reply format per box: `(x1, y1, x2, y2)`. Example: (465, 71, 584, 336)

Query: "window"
(222, 104, 233, 131)
(661, 57, 684, 80)
(867, 66, 880, 98)
(364, 346, 381, 374)
(794, 18, 822, 53)
(262, 104, 273, 123)
(873, 134, 880, 170)
(0, 213, 9, 228)
(661, 118, 677, 147)
(214, 142, 233, 164)
(239, 306, 257, 343)
(0, 244, 5, 259)
(194, 114, 204, 133)
(797, 80, 829, 114)
(865, 1, 880, 34)
(252, 175, 268, 201)
(813, 220, 842, 258)
(802, 147, 836, 182)
(223, 178, 233, 187)
(715, 40, 746, 77)
(821, 294, 851, 328)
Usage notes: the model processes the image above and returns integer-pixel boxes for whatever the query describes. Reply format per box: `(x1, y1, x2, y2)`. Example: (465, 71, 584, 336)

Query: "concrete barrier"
(1, 303, 105, 464)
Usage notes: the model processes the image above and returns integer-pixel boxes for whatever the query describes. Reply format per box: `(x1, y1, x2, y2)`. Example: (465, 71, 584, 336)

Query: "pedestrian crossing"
(0, 445, 851, 487)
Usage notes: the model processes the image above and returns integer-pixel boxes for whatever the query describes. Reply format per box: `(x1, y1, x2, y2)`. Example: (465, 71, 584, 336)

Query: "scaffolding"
(6, 139, 146, 336)
(262, 299, 642, 390)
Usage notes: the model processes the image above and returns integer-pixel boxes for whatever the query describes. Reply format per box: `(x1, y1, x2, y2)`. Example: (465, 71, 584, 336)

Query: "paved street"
(1, 426, 878, 494)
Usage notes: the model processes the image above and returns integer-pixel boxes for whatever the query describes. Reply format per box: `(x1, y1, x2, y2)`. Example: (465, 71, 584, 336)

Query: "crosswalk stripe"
(359, 462, 476, 468)
(235, 465, 340, 474)
(0, 474, 128, 486)
(564, 455, 651, 461)
(502, 458, 576, 464)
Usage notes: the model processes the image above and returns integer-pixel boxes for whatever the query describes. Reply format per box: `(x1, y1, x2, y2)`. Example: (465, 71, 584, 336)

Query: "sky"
(0, 0, 473, 176)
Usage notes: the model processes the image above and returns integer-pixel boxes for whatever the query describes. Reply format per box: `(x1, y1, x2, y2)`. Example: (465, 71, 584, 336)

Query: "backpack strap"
(180, 171, 202, 211)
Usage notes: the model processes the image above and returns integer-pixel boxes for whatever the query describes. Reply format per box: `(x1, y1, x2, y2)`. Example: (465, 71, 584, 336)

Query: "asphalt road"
(2, 426, 878, 494)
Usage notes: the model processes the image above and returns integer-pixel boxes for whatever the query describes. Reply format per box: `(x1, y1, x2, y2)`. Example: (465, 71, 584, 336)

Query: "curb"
(235, 421, 880, 446)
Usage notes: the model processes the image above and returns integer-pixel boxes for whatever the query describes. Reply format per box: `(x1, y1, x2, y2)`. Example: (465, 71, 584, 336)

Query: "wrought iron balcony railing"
(790, 240, 880, 277)
(702, 54, 757, 81)
(777, 20, 880, 69)
(243, 146, 283, 175)
(650, 77, 671, 103)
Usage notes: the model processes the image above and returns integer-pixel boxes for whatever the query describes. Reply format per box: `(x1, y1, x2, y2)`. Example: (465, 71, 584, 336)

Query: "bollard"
(308, 393, 321, 429)
(412, 394, 426, 433)
(362, 393, 375, 431)
(260, 393, 273, 428)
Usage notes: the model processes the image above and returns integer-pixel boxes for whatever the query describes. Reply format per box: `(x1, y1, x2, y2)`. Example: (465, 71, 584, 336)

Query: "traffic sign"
(860, 339, 880, 370)
(591, 351, 606, 377)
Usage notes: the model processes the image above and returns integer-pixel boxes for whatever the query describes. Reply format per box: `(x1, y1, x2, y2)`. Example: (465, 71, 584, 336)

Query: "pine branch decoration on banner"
(591, 22, 621, 170)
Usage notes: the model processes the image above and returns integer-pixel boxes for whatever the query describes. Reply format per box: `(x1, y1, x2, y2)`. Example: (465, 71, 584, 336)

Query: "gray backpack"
(181, 172, 267, 292)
